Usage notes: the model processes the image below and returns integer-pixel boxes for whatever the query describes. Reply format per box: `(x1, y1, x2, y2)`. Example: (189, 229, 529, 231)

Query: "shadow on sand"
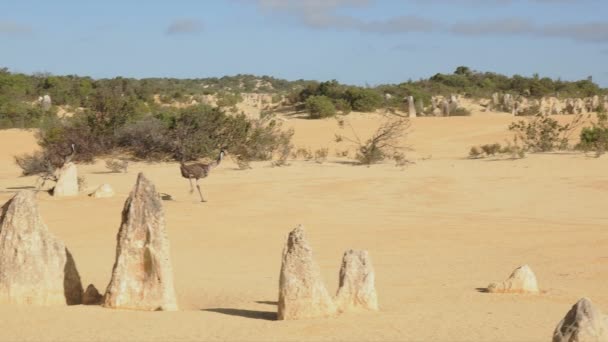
(255, 300, 277, 306)
(201, 308, 277, 321)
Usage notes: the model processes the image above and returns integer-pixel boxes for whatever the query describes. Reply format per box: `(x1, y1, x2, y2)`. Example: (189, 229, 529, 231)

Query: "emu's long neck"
(210, 151, 224, 169)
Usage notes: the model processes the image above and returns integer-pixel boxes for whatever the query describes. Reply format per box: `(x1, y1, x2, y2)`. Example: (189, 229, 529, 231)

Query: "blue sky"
(1, 0, 607, 86)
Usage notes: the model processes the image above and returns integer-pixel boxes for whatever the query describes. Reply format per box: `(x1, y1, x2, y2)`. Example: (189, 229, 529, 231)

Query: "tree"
(305, 95, 336, 119)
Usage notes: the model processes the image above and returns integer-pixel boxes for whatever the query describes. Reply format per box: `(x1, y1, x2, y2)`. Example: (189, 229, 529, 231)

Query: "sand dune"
(0, 112, 606, 341)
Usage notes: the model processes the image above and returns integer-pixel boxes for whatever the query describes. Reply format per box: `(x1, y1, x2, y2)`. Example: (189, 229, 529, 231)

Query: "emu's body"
(180, 150, 225, 202)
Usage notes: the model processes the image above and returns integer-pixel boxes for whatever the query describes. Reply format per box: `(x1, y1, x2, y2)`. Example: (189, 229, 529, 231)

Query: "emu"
(180, 149, 226, 202)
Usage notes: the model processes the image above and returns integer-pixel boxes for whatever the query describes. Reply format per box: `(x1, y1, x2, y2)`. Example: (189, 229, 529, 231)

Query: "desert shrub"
(293, 148, 313, 160)
(480, 143, 502, 156)
(14, 151, 54, 176)
(334, 98, 352, 114)
(314, 148, 329, 163)
(469, 135, 526, 159)
(105, 159, 129, 173)
(392, 152, 412, 167)
(500, 140, 526, 159)
(578, 112, 608, 155)
(223, 115, 294, 168)
(117, 116, 172, 160)
(306, 95, 336, 119)
(36, 115, 105, 165)
(449, 107, 471, 116)
(469, 146, 482, 158)
(345, 88, 383, 112)
(337, 117, 411, 166)
(509, 113, 582, 152)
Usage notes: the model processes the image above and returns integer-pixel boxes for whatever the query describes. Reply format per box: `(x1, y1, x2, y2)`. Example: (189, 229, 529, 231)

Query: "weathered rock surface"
(82, 284, 103, 305)
(278, 225, 336, 320)
(0, 191, 83, 305)
(487, 264, 539, 294)
(53, 162, 79, 197)
(90, 184, 115, 198)
(553, 298, 608, 342)
(334, 250, 378, 312)
(103, 173, 178, 311)
(407, 96, 416, 118)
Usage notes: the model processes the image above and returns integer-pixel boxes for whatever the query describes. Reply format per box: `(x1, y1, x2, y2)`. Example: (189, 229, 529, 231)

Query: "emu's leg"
(195, 179, 206, 202)
(188, 177, 194, 194)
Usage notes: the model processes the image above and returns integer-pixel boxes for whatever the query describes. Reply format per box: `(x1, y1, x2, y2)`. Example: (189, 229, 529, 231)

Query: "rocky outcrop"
(487, 264, 539, 294)
(278, 225, 336, 320)
(553, 298, 608, 342)
(0, 191, 83, 305)
(89, 184, 114, 198)
(103, 173, 178, 311)
(334, 250, 378, 312)
(82, 284, 103, 305)
(53, 162, 79, 197)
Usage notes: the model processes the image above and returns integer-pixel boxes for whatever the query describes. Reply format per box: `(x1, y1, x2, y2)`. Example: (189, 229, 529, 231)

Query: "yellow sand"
(0, 111, 605, 341)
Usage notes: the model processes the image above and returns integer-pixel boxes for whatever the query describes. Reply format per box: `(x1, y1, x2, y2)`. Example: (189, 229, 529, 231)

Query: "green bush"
(345, 88, 383, 112)
(306, 95, 336, 119)
(509, 114, 580, 152)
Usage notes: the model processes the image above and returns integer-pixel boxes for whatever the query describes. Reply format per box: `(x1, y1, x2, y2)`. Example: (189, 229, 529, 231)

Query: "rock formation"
(103, 173, 178, 311)
(90, 184, 115, 198)
(442, 99, 451, 116)
(82, 284, 103, 305)
(53, 162, 79, 197)
(416, 98, 424, 115)
(487, 264, 539, 294)
(0, 191, 83, 305)
(334, 250, 378, 312)
(553, 298, 608, 342)
(278, 225, 336, 320)
(408, 96, 416, 118)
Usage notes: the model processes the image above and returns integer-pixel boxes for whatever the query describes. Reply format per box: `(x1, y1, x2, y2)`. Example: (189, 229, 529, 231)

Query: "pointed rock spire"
(278, 225, 336, 320)
(335, 249, 378, 312)
(0, 191, 83, 305)
(103, 173, 178, 311)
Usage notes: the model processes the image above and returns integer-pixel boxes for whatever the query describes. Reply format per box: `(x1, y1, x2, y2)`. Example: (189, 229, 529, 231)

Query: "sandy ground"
(0, 111, 606, 341)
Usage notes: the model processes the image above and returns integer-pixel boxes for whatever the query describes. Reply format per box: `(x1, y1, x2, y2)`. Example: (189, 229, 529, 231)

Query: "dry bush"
(14, 151, 54, 176)
(105, 159, 128, 173)
(336, 116, 412, 166)
(292, 148, 313, 160)
(314, 148, 329, 163)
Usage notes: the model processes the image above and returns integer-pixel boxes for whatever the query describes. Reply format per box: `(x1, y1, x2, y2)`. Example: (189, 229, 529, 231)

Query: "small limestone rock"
(0, 191, 83, 305)
(103, 173, 178, 311)
(90, 184, 114, 198)
(53, 162, 79, 197)
(487, 264, 539, 294)
(553, 298, 608, 342)
(82, 284, 103, 305)
(278, 225, 336, 320)
(335, 250, 378, 312)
